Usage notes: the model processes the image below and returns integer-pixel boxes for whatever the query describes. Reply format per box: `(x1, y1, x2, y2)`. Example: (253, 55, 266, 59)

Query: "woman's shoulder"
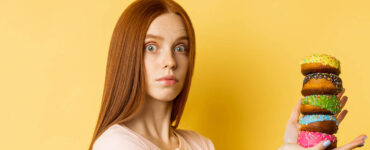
(175, 128, 215, 150)
(92, 124, 147, 150)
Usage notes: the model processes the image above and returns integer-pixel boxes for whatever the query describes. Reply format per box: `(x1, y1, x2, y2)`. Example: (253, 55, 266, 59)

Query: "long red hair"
(89, 0, 195, 149)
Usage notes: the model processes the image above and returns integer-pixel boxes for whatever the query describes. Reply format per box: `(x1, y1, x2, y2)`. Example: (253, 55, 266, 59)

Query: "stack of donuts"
(297, 54, 343, 149)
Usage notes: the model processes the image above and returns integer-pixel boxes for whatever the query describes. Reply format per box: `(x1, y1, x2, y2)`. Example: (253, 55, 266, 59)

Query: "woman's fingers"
(336, 109, 348, 125)
(280, 135, 366, 150)
(334, 135, 367, 150)
(335, 96, 348, 118)
(337, 88, 345, 99)
(340, 96, 348, 109)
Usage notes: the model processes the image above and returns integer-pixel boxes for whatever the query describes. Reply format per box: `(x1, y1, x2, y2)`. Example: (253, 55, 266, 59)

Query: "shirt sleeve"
(204, 136, 215, 150)
(177, 129, 215, 150)
(191, 131, 215, 150)
(92, 131, 146, 150)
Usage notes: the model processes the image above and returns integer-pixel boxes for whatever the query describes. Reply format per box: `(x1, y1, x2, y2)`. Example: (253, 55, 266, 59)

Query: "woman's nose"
(161, 47, 177, 70)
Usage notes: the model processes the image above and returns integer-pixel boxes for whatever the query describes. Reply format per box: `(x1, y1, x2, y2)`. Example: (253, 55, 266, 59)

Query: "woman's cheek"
(178, 57, 189, 83)
(144, 56, 158, 86)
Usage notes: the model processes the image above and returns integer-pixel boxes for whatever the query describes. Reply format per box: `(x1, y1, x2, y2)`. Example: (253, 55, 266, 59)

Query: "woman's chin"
(146, 86, 183, 101)
(152, 94, 177, 102)
(147, 91, 181, 102)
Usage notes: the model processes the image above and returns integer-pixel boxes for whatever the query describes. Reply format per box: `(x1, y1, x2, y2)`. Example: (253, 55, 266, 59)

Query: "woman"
(89, 0, 214, 149)
(279, 89, 367, 150)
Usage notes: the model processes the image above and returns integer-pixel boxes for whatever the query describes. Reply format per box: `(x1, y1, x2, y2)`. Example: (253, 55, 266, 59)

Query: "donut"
(299, 114, 338, 134)
(301, 95, 341, 115)
(301, 73, 343, 96)
(300, 54, 340, 75)
(298, 131, 337, 149)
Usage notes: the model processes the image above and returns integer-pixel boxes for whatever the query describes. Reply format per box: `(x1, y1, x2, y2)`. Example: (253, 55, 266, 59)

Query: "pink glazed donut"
(297, 131, 337, 149)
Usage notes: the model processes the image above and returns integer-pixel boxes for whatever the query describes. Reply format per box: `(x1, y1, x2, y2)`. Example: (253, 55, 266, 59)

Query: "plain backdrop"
(1, 0, 370, 149)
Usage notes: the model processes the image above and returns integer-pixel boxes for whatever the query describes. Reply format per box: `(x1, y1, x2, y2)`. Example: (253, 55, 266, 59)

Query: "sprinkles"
(298, 54, 342, 149)
(298, 131, 337, 148)
(303, 73, 343, 92)
(302, 95, 341, 114)
(300, 54, 340, 70)
(299, 114, 338, 126)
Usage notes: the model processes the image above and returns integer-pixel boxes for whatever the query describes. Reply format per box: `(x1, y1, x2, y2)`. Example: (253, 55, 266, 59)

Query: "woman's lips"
(156, 75, 178, 85)
(157, 79, 177, 85)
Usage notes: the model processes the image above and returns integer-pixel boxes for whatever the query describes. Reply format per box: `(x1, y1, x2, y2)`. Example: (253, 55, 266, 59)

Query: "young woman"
(89, 0, 214, 149)
(279, 89, 367, 150)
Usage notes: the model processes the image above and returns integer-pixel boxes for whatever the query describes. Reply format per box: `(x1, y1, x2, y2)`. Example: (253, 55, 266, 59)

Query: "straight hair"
(89, 0, 195, 149)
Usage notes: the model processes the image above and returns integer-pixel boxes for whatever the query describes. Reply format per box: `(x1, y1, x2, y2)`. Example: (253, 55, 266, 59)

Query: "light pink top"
(93, 124, 215, 150)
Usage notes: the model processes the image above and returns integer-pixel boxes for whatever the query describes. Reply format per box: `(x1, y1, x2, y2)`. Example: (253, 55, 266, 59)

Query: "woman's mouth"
(157, 79, 177, 85)
(156, 75, 178, 86)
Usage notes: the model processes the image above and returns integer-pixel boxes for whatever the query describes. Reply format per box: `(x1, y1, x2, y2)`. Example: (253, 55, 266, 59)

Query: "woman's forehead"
(146, 13, 188, 38)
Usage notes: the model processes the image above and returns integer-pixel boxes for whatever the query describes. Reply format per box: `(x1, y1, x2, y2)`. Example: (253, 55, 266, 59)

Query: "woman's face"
(144, 13, 189, 102)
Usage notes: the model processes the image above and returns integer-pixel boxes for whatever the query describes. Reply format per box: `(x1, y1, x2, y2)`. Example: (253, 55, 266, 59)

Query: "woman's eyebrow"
(145, 34, 188, 41)
(176, 36, 188, 41)
(145, 34, 164, 40)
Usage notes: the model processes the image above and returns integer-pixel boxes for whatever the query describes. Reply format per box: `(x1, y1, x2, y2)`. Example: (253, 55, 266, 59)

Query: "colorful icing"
(302, 95, 341, 114)
(299, 114, 338, 126)
(300, 54, 340, 70)
(298, 131, 336, 148)
(303, 73, 343, 92)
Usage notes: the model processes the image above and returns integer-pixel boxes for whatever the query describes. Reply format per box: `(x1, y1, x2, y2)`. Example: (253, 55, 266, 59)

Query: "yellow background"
(1, 0, 370, 149)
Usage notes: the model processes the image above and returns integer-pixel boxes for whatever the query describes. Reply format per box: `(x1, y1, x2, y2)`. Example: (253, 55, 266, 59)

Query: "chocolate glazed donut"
(301, 73, 343, 96)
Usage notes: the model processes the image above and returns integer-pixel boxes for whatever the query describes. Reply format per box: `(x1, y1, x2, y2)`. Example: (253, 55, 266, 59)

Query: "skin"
(279, 89, 367, 150)
(121, 13, 189, 150)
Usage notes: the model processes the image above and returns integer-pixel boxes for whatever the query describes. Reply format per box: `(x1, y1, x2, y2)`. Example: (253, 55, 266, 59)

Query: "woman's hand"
(279, 89, 367, 150)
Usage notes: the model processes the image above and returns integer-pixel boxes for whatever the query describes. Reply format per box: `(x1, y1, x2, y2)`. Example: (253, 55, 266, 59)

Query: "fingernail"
(363, 136, 367, 140)
(323, 140, 331, 147)
(358, 141, 365, 147)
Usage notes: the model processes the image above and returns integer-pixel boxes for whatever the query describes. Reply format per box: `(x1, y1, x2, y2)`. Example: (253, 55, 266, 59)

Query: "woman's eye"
(145, 44, 157, 52)
(174, 45, 186, 52)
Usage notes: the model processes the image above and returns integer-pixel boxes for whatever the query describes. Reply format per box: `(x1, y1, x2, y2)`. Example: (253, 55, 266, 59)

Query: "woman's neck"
(122, 95, 174, 144)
